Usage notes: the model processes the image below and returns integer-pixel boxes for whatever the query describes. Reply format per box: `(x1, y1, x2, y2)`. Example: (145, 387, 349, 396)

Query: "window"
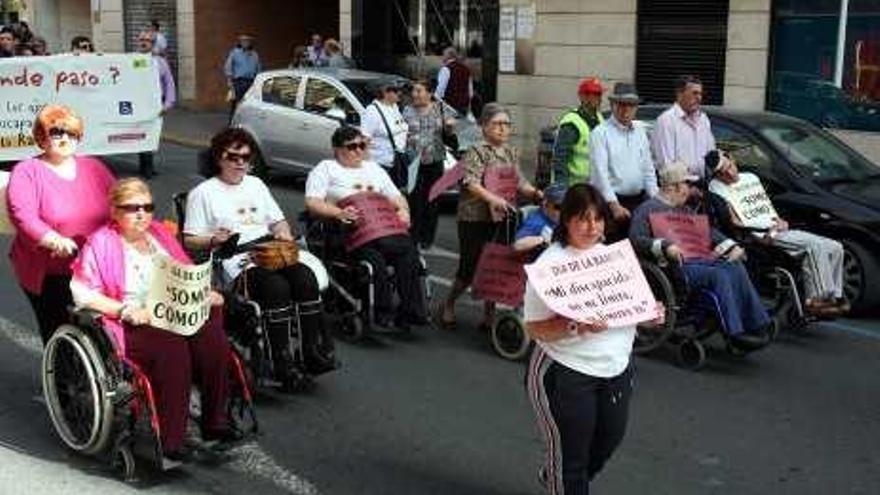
(425, 0, 461, 55)
(713, 122, 774, 173)
(303, 78, 356, 118)
(262, 77, 300, 108)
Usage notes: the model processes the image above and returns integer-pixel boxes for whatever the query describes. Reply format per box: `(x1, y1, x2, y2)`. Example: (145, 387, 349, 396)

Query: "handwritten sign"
(472, 242, 526, 307)
(709, 173, 778, 229)
(146, 255, 212, 336)
(338, 191, 408, 251)
(429, 161, 464, 202)
(0, 171, 14, 235)
(524, 240, 659, 328)
(648, 211, 714, 260)
(0, 54, 163, 161)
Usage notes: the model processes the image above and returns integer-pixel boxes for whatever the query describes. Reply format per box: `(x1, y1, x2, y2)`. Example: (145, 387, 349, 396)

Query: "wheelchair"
(299, 210, 432, 342)
(172, 192, 337, 392)
(42, 309, 256, 480)
(633, 256, 779, 371)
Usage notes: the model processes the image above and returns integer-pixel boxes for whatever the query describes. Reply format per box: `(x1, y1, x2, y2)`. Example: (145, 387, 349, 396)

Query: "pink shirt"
(651, 103, 716, 178)
(6, 155, 115, 293)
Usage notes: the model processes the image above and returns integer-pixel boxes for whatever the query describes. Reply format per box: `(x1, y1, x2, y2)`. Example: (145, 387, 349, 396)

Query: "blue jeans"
(682, 259, 770, 335)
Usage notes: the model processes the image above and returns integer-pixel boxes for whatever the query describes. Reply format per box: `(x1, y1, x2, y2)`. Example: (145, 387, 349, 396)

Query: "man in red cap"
(551, 77, 605, 186)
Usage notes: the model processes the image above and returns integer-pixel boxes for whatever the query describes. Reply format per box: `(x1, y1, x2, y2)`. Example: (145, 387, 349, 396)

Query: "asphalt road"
(0, 143, 878, 494)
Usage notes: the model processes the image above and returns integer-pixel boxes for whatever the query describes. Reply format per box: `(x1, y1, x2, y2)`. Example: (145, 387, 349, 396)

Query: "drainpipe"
(833, 0, 849, 88)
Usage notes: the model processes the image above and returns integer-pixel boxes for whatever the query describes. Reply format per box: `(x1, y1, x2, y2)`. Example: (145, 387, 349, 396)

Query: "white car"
(231, 68, 474, 186)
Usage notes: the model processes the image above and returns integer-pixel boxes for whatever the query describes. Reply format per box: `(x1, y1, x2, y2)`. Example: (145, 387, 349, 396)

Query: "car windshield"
(757, 122, 880, 182)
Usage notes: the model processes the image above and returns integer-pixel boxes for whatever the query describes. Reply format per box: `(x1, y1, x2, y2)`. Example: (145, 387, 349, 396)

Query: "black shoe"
(305, 354, 339, 375)
(203, 427, 245, 448)
(729, 332, 769, 352)
(278, 368, 313, 393)
(162, 448, 194, 469)
(373, 313, 395, 332)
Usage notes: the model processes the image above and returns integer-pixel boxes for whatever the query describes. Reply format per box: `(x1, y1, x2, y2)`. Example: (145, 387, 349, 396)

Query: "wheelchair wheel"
(43, 324, 115, 456)
(675, 338, 706, 371)
(490, 311, 531, 361)
(111, 436, 137, 482)
(634, 262, 678, 354)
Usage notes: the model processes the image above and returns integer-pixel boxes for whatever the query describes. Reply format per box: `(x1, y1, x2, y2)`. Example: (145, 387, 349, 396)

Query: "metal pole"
(833, 0, 849, 87)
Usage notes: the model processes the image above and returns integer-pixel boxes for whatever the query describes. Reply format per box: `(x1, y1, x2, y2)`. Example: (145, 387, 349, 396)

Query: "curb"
(161, 133, 209, 149)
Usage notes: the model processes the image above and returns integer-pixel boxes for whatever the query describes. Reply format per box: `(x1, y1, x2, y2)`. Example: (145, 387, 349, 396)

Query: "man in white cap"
(706, 150, 848, 316)
(589, 82, 658, 240)
(630, 161, 772, 352)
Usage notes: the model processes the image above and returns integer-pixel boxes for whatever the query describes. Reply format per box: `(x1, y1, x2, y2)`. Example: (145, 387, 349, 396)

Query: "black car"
(537, 105, 880, 313)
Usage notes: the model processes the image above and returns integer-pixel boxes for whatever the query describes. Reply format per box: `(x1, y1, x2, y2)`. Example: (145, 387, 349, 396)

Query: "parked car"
(537, 105, 880, 313)
(769, 71, 880, 132)
(231, 68, 474, 185)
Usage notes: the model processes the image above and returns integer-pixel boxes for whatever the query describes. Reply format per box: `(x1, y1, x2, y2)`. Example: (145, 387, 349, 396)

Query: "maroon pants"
(124, 306, 230, 453)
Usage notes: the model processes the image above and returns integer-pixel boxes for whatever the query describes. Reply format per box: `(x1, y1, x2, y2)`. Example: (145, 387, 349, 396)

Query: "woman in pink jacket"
(71, 178, 234, 465)
(6, 105, 115, 344)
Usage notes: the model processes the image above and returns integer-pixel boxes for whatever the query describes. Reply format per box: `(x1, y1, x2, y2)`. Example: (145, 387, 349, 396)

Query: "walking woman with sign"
(70, 178, 234, 465)
(524, 183, 662, 495)
(6, 105, 116, 345)
(437, 103, 541, 330)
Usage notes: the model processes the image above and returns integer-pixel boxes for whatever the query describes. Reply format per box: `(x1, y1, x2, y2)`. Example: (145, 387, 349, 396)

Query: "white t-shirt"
(183, 176, 285, 281)
(523, 242, 636, 378)
(305, 159, 401, 204)
(361, 100, 408, 167)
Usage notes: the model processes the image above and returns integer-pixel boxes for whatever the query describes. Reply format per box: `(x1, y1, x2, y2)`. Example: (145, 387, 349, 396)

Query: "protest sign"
(524, 240, 660, 328)
(710, 173, 778, 229)
(338, 191, 408, 251)
(429, 161, 464, 202)
(146, 255, 213, 336)
(648, 211, 714, 260)
(472, 242, 526, 307)
(0, 171, 14, 235)
(0, 54, 163, 161)
(484, 165, 520, 222)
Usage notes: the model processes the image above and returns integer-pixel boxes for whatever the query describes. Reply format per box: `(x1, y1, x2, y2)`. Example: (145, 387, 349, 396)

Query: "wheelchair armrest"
(69, 307, 104, 329)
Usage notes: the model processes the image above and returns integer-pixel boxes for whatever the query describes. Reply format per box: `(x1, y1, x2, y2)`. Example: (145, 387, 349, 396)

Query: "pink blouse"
(6, 155, 115, 293)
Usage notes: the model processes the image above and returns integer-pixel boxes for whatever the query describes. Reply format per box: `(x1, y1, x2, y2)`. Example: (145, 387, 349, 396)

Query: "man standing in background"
(434, 46, 473, 117)
(147, 20, 168, 57)
(652, 75, 716, 178)
(224, 34, 261, 121)
(307, 33, 327, 66)
(551, 77, 605, 187)
(137, 31, 176, 178)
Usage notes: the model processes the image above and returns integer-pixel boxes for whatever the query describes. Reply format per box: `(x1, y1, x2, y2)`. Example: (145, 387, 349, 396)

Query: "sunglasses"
(48, 128, 77, 139)
(343, 141, 368, 151)
(223, 150, 252, 163)
(116, 203, 155, 213)
(78, 43, 92, 50)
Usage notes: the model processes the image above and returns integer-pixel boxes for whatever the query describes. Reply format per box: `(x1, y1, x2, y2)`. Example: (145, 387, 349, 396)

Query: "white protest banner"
(146, 255, 212, 336)
(710, 173, 778, 229)
(0, 54, 162, 161)
(524, 240, 660, 328)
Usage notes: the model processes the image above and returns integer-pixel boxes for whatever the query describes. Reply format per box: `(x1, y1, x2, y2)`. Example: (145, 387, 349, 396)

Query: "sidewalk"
(161, 108, 229, 149)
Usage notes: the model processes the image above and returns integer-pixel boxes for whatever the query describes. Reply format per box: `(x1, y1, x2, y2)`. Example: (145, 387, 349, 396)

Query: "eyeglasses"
(78, 43, 92, 50)
(487, 121, 512, 128)
(116, 203, 155, 213)
(222, 150, 252, 163)
(48, 128, 77, 139)
(343, 141, 368, 151)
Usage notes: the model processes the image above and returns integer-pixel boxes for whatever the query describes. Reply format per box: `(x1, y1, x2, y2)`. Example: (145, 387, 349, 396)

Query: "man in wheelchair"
(630, 162, 772, 352)
(513, 183, 565, 256)
(705, 150, 848, 317)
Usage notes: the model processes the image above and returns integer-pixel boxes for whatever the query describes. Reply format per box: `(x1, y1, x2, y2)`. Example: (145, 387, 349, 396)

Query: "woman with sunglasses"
(305, 126, 428, 332)
(6, 104, 116, 345)
(184, 128, 336, 393)
(361, 81, 409, 188)
(71, 178, 234, 465)
(437, 102, 541, 331)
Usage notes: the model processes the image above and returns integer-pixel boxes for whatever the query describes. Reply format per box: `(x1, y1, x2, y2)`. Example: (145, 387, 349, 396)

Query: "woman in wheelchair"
(183, 128, 336, 392)
(705, 150, 848, 317)
(69, 178, 234, 463)
(629, 162, 773, 353)
(304, 125, 428, 332)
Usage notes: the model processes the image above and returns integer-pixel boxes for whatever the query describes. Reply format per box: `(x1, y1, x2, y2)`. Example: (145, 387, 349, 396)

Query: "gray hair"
(479, 102, 510, 126)
(443, 46, 459, 60)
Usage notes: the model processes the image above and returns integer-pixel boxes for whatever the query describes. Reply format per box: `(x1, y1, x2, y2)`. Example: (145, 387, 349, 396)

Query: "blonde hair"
(32, 104, 84, 149)
(110, 177, 152, 207)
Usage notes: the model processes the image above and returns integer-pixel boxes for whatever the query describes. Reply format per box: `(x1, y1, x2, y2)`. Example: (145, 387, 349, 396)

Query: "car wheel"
(842, 240, 880, 313)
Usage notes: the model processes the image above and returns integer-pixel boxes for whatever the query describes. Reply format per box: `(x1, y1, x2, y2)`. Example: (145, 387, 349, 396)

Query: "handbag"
(372, 103, 410, 187)
(251, 239, 299, 270)
(439, 102, 460, 153)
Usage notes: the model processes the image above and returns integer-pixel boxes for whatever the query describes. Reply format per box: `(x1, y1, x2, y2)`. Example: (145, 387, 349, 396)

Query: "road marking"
(0, 315, 320, 494)
(421, 246, 460, 261)
(819, 319, 880, 340)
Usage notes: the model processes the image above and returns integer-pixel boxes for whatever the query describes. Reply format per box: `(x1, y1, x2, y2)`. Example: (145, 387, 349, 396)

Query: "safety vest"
(557, 109, 603, 186)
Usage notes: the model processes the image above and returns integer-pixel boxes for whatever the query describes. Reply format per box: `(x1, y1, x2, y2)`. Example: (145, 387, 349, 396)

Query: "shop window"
(768, 0, 880, 131)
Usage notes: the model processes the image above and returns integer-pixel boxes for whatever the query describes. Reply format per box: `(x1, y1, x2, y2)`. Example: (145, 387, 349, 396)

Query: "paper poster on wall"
(500, 6, 517, 39)
(146, 255, 213, 336)
(516, 5, 536, 39)
(499, 40, 516, 72)
(0, 54, 163, 161)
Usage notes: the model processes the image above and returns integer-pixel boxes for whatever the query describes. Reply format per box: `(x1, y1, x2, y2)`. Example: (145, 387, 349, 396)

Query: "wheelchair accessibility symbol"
(118, 101, 133, 115)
